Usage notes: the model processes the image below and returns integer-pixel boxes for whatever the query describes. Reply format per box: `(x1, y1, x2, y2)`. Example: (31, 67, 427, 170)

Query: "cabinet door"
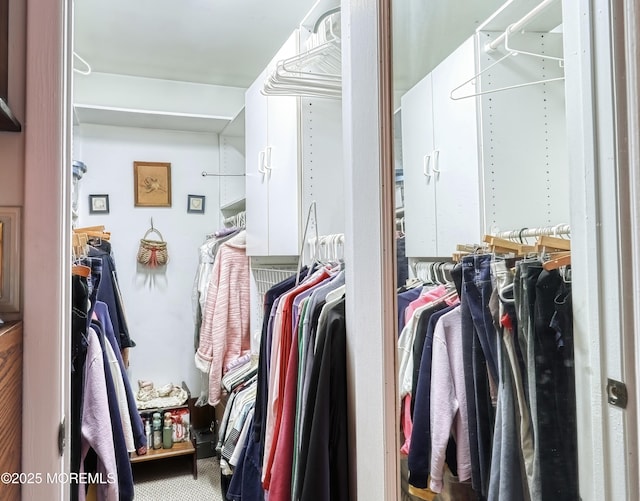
(432, 36, 481, 254)
(265, 30, 300, 256)
(401, 73, 437, 257)
(245, 70, 269, 256)
(266, 94, 300, 256)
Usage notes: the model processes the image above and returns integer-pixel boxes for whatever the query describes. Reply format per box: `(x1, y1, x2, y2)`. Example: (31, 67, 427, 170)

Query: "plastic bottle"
(163, 412, 173, 449)
(144, 419, 152, 448)
(152, 412, 162, 450)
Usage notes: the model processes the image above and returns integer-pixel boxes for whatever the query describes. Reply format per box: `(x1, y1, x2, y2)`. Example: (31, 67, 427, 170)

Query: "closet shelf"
(73, 104, 233, 133)
(130, 440, 196, 464)
(220, 197, 246, 216)
(220, 107, 245, 137)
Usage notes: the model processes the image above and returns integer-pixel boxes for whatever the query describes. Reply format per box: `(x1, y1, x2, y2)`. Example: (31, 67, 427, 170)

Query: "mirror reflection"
(392, 1, 576, 500)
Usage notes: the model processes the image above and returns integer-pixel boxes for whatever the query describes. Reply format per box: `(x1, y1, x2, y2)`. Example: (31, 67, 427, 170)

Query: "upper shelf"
(73, 104, 232, 133)
(219, 107, 245, 137)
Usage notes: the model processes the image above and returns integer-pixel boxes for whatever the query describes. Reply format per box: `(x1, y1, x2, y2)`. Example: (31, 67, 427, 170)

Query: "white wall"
(76, 123, 222, 396)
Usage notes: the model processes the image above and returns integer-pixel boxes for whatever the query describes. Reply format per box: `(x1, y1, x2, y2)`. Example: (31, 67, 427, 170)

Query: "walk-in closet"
(70, 0, 346, 499)
(7, 0, 640, 500)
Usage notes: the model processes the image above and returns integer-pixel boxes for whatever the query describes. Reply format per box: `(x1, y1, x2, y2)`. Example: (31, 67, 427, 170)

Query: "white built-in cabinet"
(401, 31, 569, 258)
(245, 32, 301, 256)
(401, 36, 481, 257)
(245, 27, 344, 257)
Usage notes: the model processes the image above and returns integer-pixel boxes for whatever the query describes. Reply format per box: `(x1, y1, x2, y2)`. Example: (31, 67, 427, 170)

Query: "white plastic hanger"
(73, 52, 92, 76)
(450, 25, 564, 101)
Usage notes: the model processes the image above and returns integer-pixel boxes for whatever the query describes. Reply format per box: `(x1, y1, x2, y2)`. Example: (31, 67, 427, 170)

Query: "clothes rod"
(485, 0, 559, 53)
(201, 171, 245, 177)
(493, 223, 570, 239)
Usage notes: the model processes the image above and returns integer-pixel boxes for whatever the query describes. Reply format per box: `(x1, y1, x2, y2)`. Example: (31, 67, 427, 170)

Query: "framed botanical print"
(134, 161, 172, 207)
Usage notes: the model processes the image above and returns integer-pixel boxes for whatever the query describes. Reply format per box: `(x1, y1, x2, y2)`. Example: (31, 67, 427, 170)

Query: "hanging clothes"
(225, 265, 349, 501)
(88, 246, 135, 351)
(403, 253, 577, 501)
(191, 227, 241, 349)
(195, 230, 251, 406)
(80, 328, 119, 501)
(71, 238, 144, 501)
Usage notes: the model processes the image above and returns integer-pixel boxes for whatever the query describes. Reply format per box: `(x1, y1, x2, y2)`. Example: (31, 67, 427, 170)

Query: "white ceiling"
(73, 0, 318, 88)
(392, 0, 505, 94)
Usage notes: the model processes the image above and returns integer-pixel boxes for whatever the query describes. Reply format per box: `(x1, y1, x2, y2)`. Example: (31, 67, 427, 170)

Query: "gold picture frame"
(0, 207, 21, 320)
(134, 161, 172, 207)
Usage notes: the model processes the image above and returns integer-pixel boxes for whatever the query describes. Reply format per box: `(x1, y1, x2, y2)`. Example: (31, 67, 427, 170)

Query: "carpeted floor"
(132, 456, 224, 501)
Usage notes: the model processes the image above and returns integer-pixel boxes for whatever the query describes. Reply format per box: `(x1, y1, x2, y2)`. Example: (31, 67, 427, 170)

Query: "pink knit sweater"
(195, 232, 251, 406)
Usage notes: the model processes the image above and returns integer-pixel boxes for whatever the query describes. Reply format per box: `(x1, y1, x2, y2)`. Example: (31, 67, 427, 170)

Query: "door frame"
(22, 0, 640, 499)
(22, 0, 72, 499)
(342, 0, 400, 498)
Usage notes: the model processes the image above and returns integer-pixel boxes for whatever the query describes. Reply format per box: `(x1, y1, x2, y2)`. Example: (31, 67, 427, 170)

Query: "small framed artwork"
(89, 194, 110, 214)
(134, 161, 172, 207)
(0, 207, 21, 320)
(187, 195, 206, 214)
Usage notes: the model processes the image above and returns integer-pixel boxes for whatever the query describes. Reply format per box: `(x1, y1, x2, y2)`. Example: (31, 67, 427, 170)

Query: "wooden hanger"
(72, 264, 91, 277)
(542, 251, 571, 270)
(483, 235, 535, 256)
(74, 225, 105, 233)
(535, 235, 571, 252)
(86, 230, 111, 241)
(72, 232, 89, 259)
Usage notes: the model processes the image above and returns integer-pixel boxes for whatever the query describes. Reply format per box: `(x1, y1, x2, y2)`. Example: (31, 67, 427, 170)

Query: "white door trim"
(342, 0, 400, 498)
(564, 0, 634, 499)
(620, 0, 640, 493)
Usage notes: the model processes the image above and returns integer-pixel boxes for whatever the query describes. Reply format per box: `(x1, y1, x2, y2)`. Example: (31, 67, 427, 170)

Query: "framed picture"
(134, 161, 172, 207)
(187, 195, 206, 214)
(0, 207, 21, 320)
(89, 194, 110, 214)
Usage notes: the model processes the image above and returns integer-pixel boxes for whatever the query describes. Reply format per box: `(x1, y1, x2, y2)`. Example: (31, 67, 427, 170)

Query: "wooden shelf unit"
(129, 383, 198, 479)
(130, 437, 196, 464)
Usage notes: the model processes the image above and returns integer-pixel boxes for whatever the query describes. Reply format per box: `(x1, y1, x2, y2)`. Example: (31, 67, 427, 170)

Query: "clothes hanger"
(535, 235, 571, 252)
(73, 51, 92, 76)
(72, 264, 91, 278)
(542, 251, 571, 271)
(503, 26, 564, 65)
(450, 26, 565, 102)
(74, 225, 105, 233)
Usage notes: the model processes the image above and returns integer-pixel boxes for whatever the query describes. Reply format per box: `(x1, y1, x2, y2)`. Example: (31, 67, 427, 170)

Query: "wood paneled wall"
(0, 321, 22, 501)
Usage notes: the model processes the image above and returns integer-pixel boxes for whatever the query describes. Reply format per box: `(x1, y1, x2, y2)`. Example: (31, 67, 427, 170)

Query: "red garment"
(400, 394, 413, 455)
(263, 269, 330, 490)
(268, 316, 301, 500)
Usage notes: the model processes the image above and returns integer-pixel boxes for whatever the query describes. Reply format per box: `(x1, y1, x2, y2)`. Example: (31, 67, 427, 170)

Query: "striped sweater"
(195, 231, 251, 406)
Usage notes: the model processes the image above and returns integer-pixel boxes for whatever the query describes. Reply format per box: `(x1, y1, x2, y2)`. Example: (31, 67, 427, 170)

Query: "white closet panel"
(265, 92, 300, 256)
(401, 73, 437, 256)
(477, 31, 569, 233)
(245, 68, 270, 255)
(301, 97, 345, 239)
(431, 37, 482, 251)
(401, 36, 480, 257)
(245, 31, 301, 256)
